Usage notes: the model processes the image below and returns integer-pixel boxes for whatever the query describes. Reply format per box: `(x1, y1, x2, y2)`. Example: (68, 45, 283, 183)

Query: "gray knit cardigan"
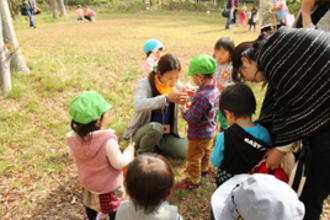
(123, 78, 182, 139)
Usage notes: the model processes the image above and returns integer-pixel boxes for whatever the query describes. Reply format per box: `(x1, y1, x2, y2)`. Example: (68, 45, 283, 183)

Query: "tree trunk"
(8, 0, 19, 20)
(0, 12, 12, 95)
(49, 0, 58, 19)
(57, 0, 67, 17)
(0, 0, 30, 73)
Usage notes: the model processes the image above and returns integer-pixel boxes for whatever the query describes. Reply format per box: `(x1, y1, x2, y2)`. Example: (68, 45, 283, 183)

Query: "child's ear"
(224, 110, 235, 122)
(223, 110, 230, 120)
(241, 56, 251, 65)
(95, 118, 101, 127)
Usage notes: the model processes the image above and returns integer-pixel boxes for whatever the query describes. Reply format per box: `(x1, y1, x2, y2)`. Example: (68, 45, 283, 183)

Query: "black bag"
(222, 8, 230, 18)
(21, 6, 28, 16)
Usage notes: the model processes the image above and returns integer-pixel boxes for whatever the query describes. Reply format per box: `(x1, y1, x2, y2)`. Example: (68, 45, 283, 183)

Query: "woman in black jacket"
(231, 27, 329, 220)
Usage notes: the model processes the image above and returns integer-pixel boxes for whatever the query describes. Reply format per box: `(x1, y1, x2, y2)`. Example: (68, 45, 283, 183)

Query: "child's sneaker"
(177, 179, 200, 190)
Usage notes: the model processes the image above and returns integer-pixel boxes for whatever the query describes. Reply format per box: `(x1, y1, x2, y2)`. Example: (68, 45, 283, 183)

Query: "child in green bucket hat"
(67, 91, 135, 220)
(177, 55, 220, 190)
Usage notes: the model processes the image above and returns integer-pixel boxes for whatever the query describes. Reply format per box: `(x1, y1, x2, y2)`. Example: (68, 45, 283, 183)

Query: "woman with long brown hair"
(123, 54, 188, 159)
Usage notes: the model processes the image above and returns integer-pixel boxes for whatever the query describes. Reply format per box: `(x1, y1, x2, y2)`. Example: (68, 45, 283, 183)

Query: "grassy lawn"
(0, 9, 328, 219)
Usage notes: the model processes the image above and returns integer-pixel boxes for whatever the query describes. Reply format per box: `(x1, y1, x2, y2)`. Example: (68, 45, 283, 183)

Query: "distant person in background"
(22, 0, 36, 29)
(231, 0, 240, 24)
(248, 7, 258, 32)
(239, 5, 247, 26)
(143, 39, 164, 76)
(258, 0, 286, 33)
(83, 5, 96, 22)
(225, 0, 236, 29)
(295, 0, 330, 32)
(76, 5, 83, 24)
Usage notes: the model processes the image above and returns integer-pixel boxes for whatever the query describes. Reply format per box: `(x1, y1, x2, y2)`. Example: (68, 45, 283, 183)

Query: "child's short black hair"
(214, 38, 235, 57)
(146, 48, 163, 58)
(71, 113, 104, 139)
(202, 73, 214, 78)
(219, 84, 256, 117)
(125, 154, 174, 213)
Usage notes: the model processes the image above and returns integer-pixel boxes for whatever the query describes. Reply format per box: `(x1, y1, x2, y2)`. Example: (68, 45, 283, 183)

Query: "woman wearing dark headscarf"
(231, 27, 329, 220)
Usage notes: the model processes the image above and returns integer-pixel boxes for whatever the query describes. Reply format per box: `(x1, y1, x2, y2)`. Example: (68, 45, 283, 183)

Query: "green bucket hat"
(186, 54, 217, 76)
(69, 91, 112, 124)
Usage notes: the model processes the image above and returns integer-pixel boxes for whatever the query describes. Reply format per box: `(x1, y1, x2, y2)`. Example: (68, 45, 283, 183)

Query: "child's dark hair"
(125, 154, 174, 213)
(214, 37, 235, 58)
(202, 73, 214, 78)
(71, 113, 104, 138)
(148, 53, 181, 97)
(231, 32, 271, 82)
(146, 48, 163, 58)
(219, 84, 256, 118)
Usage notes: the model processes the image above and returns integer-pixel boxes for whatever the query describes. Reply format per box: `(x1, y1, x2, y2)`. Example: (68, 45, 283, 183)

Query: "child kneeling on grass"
(67, 91, 135, 220)
(177, 55, 220, 190)
(211, 84, 272, 187)
(116, 154, 183, 220)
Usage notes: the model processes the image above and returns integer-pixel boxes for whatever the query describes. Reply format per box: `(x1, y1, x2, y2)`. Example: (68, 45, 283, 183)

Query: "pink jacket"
(67, 129, 123, 193)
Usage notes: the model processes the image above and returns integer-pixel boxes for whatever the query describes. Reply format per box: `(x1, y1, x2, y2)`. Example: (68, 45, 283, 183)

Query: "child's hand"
(216, 82, 226, 91)
(185, 88, 196, 98)
(167, 90, 188, 105)
(264, 148, 284, 170)
(127, 143, 135, 153)
(180, 104, 186, 112)
(183, 83, 197, 98)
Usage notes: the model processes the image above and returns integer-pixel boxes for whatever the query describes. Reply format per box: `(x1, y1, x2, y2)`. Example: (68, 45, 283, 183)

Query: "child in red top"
(240, 5, 247, 26)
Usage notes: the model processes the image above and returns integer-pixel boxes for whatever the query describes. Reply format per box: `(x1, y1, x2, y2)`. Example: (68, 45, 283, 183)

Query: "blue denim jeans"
(27, 10, 34, 27)
(225, 8, 233, 29)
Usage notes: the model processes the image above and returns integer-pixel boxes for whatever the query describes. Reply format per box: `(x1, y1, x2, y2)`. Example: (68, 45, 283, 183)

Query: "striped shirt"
(255, 27, 330, 146)
(143, 54, 157, 76)
(182, 83, 220, 139)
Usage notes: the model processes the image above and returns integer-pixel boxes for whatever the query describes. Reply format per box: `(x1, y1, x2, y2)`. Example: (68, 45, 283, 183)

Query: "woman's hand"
(167, 90, 188, 105)
(302, 0, 316, 27)
(264, 148, 284, 170)
(185, 88, 196, 98)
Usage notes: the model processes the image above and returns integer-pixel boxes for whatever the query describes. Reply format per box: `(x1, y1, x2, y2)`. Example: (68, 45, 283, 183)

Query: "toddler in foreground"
(116, 154, 183, 220)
